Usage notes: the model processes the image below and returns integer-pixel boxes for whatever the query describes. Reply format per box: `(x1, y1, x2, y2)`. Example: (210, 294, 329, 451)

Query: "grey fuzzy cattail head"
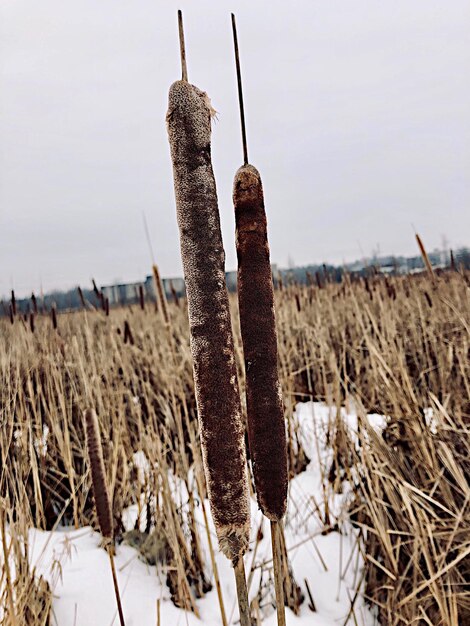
(84, 408, 113, 540)
(233, 164, 288, 521)
(167, 79, 250, 562)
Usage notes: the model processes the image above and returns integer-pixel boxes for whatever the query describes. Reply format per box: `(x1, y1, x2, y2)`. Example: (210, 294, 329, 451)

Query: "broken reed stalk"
(232, 12, 288, 623)
(415, 233, 435, 280)
(271, 521, 287, 626)
(0, 506, 18, 626)
(167, 11, 250, 624)
(233, 557, 251, 626)
(196, 472, 229, 626)
(77, 286, 86, 310)
(170, 280, 180, 308)
(152, 264, 169, 324)
(83, 408, 125, 626)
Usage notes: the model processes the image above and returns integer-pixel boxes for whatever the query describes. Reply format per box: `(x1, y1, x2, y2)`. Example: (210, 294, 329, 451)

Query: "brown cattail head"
(123, 320, 134, 345)
(29, 312, 35, 333)
(31, 292, 38, 315)
(233, 164, 288, 521)
(92, 278, 100, 298)
(167, 79, 250, 561)
(78, 286, 86, 309)
(415, 233, 435, 280)
(450, 249, 456, 272)
(11, 290, 16, 316)
(152, 264, 169, 324)
(138, 285, 145, 311)
(51, 304, 57, 330)
(83, 408, 113, 540)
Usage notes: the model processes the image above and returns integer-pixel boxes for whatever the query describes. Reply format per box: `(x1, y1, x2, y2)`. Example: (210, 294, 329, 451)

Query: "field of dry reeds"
(0, 269, 469, 625)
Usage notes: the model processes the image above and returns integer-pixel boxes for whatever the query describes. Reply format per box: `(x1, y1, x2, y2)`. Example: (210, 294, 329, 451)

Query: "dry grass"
(0, 269, 468, 624)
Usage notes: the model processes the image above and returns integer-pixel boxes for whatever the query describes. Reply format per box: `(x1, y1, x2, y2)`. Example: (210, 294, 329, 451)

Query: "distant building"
(100, 265, 281, 306)
(144, 275, 185, 300)
(101, 281, 146, 305)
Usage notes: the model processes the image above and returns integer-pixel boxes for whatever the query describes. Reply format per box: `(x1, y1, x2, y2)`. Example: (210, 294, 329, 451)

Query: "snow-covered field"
(23, 403, 380, 626)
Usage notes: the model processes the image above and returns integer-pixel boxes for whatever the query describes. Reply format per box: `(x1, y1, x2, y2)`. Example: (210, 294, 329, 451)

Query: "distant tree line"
(2, 247, 469, 315)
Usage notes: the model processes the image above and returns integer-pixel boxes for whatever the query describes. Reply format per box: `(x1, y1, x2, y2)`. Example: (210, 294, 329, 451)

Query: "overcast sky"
(1, 1, 469, 297)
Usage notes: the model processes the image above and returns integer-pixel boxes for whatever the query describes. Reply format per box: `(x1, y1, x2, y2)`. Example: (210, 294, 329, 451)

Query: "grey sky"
(1, 1, 469, 297)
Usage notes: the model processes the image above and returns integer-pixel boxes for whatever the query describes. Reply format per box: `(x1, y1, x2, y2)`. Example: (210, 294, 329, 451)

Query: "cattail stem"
(108, 550, 126, 626)
(233, 557, 251, 626)
(197, 474, 228, 626)
(156, 598, 161, 626)
(231, 14, 248, 166)
(271, 521, 287, 626)
(178, 10, 188, 82)
(0, 508, 18, 626)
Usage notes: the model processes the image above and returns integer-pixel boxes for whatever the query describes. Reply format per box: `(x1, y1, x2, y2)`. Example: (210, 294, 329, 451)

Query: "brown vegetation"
(0, 269, 468, 624)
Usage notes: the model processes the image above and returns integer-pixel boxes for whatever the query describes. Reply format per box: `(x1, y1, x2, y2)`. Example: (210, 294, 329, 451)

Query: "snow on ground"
(23, 403, 380, 625)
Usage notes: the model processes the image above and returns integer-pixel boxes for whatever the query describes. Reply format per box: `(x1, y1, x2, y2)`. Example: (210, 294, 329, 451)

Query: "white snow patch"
(6, 402, 381, 626)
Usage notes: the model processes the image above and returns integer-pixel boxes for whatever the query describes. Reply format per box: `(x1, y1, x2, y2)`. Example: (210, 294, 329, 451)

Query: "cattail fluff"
(167, 80, 250, 562)
(233, 164, 288, 521)
(84, 408, 113, 540)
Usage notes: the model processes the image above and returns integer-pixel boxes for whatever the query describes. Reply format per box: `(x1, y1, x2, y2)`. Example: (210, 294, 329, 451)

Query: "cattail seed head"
(167, 79, 250, 561)
(78, 286, 86, 309)
(233, 164, 288, 521)
(84, 408, 113, 540)
(153, 264, 169, 324)
(415, 233, 435, 280)
(31, 292, 38, 315)
(123, 320, 134, 345)
(51, 304, 57, 330)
